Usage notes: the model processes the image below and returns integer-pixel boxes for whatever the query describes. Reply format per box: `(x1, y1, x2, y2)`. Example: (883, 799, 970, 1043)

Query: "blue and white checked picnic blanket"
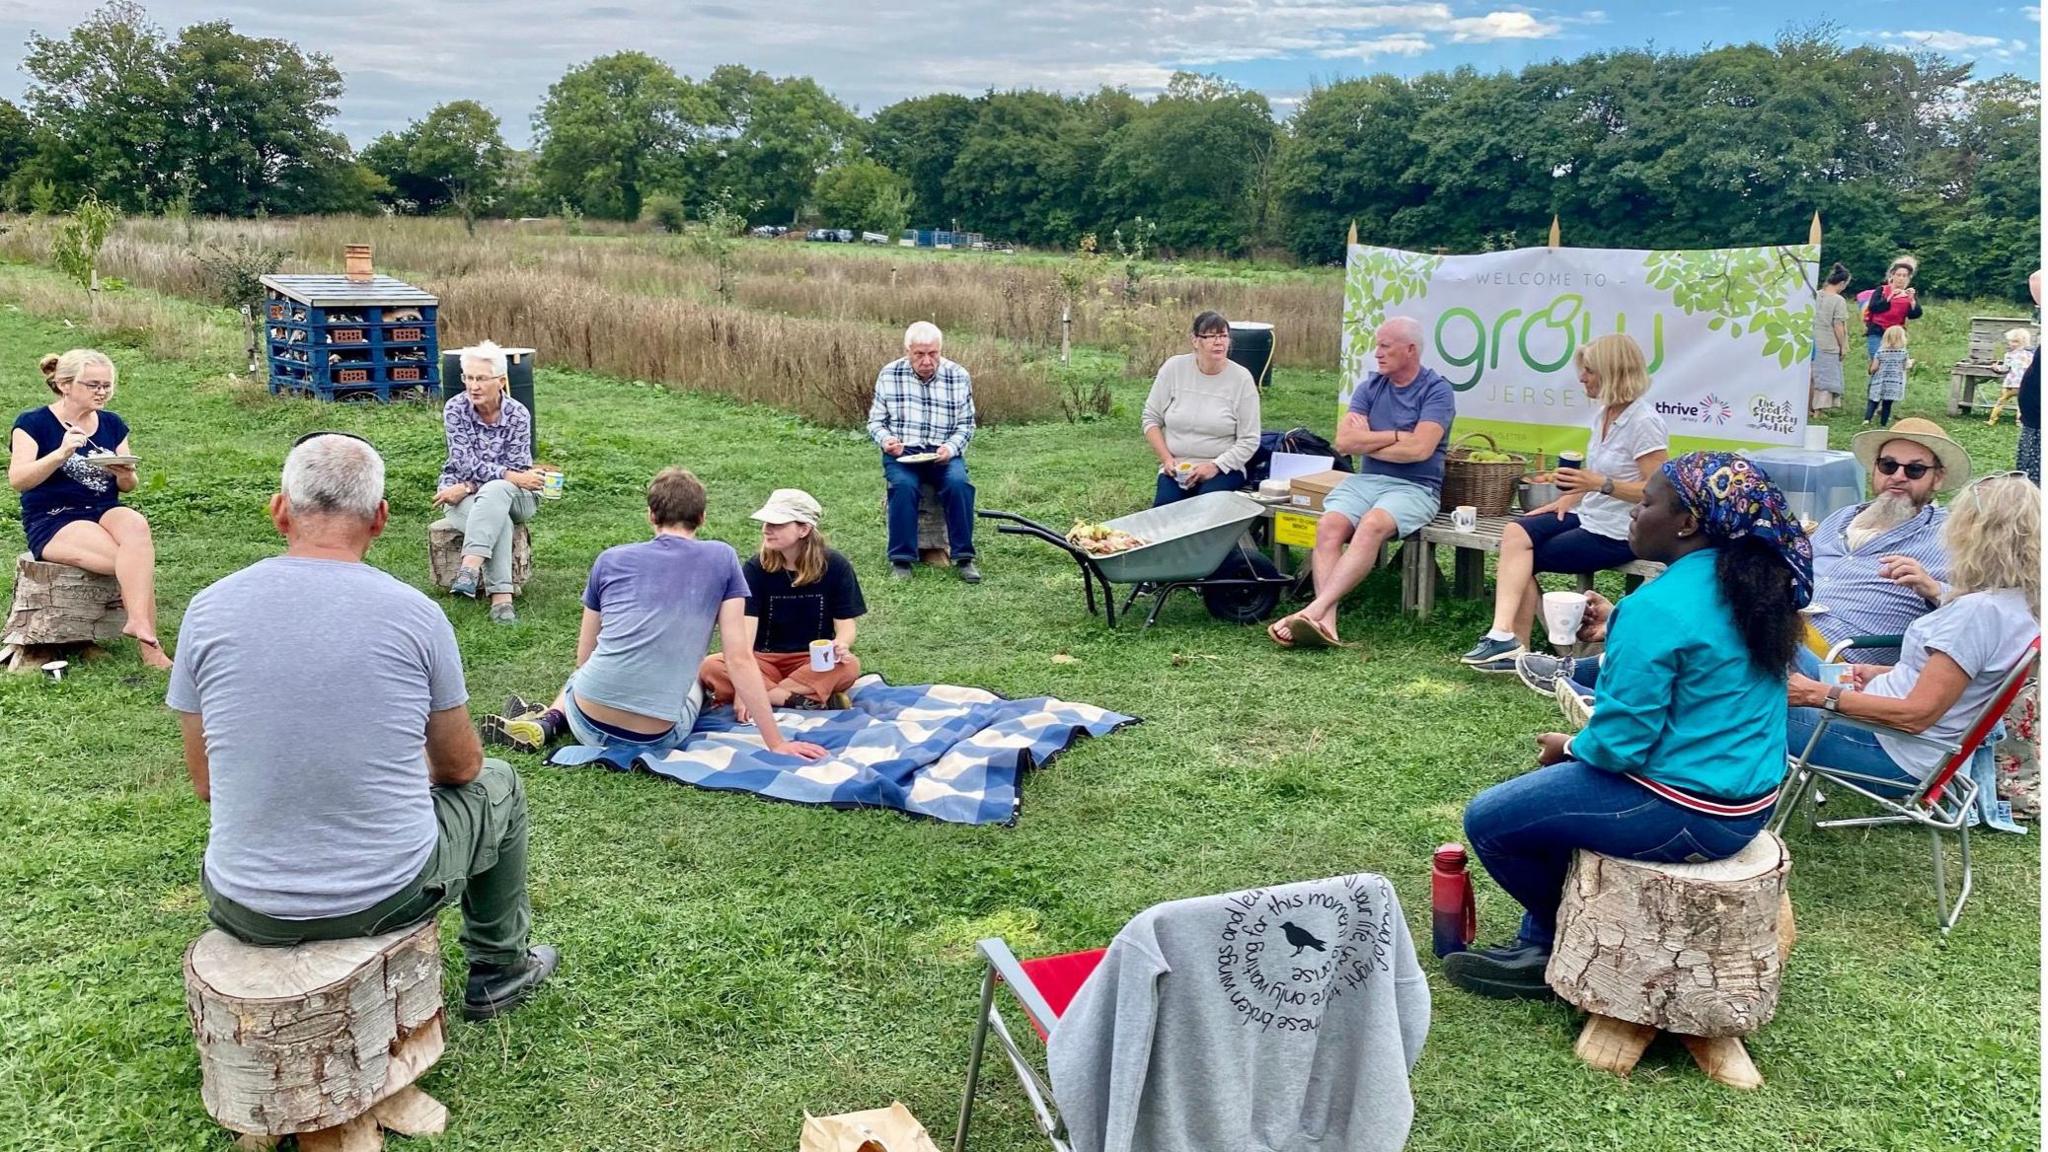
(547, 676, 1137, 825)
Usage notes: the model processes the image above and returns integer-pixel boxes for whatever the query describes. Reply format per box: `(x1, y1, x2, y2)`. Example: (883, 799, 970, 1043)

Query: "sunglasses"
(292, 430, 374, 448)
(1875, 457, 1938, 480)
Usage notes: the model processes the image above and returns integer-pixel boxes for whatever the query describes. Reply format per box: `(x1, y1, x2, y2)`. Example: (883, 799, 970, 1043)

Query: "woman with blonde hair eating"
(8, 349, 172, 669)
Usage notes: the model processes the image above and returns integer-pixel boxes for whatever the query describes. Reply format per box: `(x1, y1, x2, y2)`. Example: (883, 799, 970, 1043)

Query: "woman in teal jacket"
(1446, 451, 1812, 1000)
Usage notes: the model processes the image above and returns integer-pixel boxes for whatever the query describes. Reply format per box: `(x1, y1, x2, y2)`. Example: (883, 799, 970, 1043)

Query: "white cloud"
(1446, 11, 1563, 41)
(1879, 29, 2028, 57)
(1315, 33, 1435, 59)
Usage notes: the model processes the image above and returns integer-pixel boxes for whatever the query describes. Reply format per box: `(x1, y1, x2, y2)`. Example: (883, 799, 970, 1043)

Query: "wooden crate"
(1966, 316, 2038, 365)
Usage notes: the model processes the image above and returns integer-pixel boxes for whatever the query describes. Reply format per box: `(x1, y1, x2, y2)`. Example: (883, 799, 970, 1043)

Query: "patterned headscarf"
(1661, 451, 1814, 608)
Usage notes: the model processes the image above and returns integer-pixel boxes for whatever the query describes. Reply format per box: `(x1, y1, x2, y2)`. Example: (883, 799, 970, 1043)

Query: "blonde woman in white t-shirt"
(1461, 334, 1669, 672)
(1141, 310, 1261, 506)
(1785, 473, 2040, 787)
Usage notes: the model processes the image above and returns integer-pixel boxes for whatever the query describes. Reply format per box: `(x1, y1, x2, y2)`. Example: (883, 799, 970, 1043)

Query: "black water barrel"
(1227, 322, 1275, 388)
(441, 347, 538, 453)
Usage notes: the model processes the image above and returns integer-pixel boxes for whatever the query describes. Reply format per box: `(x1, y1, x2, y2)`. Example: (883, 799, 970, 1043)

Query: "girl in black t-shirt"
(7, 350, 171, 669)
(698, 488, 868, 713)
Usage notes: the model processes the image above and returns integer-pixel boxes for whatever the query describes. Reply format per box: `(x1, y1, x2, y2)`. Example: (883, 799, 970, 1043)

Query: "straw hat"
(749, 488, 822, 525)
(1850, 418, 1971, 490)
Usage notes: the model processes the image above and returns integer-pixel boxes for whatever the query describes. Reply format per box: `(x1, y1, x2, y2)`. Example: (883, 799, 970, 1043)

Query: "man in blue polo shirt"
(1272, 315, 1456, 647)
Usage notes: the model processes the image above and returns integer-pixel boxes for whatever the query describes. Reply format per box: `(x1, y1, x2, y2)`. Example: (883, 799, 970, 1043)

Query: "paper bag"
(799, 1101, 942, 1152)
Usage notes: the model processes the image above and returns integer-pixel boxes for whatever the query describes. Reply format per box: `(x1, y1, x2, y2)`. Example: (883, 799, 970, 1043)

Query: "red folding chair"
(952, 938, 1105, 1152)
(1771, 635, 2040, 934)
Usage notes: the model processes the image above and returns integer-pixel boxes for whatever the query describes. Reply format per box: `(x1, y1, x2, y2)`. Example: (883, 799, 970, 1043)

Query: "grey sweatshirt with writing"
(1046, 873, 1430, 1152)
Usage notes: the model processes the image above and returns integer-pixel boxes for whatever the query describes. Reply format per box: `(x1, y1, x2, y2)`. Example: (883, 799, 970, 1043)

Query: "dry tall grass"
(0, 216, 1343, 372)
(0, 217, 1057, 425)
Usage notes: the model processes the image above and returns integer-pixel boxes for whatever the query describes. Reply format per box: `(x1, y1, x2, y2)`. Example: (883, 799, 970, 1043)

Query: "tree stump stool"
(2, 554, 125, 671)
(1546, 831, 1794, 1090)
(878, 483, 951, 567)
(427, 520, 533, 592)
(184, 920, 449, 1149)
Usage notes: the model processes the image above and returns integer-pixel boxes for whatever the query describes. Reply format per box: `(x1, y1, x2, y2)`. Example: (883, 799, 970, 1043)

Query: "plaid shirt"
(867, 357, 976, 455)
(439, 393, 532, 489)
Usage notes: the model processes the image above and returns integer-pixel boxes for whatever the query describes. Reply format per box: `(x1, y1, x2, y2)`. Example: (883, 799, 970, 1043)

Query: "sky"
(0, 1, 2037, 147)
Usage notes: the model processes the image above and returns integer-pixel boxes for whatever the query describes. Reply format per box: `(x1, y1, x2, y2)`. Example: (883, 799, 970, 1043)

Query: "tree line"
(6, 4, 2039, 300)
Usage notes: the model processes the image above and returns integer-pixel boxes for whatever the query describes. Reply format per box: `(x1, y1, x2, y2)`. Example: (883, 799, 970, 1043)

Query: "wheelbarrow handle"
(978, 510, 1081, 556)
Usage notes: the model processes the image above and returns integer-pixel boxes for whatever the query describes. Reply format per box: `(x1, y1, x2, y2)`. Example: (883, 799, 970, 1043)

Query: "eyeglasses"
(460, 373, 503, 385)
(1875, 457, 1937, 480)
(1195, 331, 1231, 340)
(292, 430, 374, 448)
(75, 380, 115, 393)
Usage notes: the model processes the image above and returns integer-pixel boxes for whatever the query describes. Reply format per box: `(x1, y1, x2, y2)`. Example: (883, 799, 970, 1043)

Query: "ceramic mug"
(810, 639, 838, 672)
(1451, 505, 1478, 533)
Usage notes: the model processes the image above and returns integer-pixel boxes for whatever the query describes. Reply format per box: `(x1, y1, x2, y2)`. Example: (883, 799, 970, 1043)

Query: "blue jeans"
(883, 452, 975, 563)
(1463, 761, 1770, 948)
(1153, 468, 1246, 507)
(1786, 707, 1917, 795)
(562, 675, 698, 755)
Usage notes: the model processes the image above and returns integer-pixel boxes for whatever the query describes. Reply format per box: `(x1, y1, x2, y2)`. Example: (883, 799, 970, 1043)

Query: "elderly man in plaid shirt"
(867, 321, 981, 582)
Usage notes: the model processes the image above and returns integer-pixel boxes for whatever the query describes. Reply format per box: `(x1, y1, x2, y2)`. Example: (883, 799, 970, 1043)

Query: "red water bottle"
(1430, 843, 1477, 958)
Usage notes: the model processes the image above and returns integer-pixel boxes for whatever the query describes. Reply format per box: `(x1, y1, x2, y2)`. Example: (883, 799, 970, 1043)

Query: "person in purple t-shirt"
(482, 468, 827, 762)
(1271, 316, 1456, 647)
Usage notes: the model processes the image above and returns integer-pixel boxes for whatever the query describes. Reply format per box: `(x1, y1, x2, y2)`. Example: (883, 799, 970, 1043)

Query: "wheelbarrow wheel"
(1201, 549, 1283, 624)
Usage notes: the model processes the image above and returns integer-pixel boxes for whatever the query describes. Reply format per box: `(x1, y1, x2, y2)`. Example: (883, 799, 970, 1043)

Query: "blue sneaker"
(1514, 652, 1575, 696)
(448, 566, 481, 599)
(1459, 635, 1526, 672)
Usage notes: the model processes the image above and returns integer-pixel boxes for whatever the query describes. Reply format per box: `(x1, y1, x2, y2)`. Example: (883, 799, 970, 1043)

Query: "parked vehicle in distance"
(749, 225, 789, 237)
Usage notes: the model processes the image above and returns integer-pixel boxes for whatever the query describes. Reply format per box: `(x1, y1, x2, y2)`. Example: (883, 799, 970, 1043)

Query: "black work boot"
(1442, 941, 1555, 1001)
(463, 945, 560, 1021)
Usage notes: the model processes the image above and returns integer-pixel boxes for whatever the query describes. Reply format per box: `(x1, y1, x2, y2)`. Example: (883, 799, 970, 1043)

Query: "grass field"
(0, 256, 2036, 1152)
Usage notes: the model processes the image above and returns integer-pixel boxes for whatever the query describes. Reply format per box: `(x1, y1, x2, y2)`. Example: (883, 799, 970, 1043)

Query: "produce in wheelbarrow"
(1066, 521, 1147, 555)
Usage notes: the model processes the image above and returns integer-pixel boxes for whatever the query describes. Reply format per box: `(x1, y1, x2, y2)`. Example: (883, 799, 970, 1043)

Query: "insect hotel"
(264, 244, 440, 401)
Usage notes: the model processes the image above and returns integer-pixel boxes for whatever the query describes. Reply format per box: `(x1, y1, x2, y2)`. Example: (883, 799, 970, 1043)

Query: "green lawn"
(0, 270, 2036, 1152)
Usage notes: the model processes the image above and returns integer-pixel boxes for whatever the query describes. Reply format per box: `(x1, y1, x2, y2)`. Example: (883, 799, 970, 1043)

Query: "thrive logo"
(1653, 393, 1734, 425)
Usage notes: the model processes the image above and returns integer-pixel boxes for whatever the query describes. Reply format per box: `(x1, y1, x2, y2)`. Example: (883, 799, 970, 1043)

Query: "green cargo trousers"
(203, 758, 531, 967)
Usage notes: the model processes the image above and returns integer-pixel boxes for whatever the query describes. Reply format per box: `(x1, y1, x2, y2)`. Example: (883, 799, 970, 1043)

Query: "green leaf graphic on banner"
(1342, 246, 1445, 384)
(1643, 245, 1819, 369)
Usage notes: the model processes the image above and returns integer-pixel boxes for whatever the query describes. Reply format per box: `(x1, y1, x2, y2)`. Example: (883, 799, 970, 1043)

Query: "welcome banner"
(1340, 242, 1821, 454)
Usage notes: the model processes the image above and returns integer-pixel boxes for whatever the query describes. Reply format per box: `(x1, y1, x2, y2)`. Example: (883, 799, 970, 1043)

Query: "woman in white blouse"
(1141, 311, 1261, 506)
(1460, 334, 1669, 672)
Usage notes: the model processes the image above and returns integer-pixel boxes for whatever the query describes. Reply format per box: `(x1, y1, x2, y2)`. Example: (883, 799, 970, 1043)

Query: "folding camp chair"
(952, 938, 1104, 1152)
(1770, 634, 2040, 934)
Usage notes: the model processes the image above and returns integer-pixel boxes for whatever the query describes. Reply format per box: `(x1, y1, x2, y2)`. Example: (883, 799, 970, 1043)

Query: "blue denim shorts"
(1323, 473, 1440, 536)
(561, 674, 699, 755)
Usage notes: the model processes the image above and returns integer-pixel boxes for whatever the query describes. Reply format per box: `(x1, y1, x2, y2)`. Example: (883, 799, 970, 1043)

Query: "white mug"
(1540, 591, 1588, 651)
(809, 639, 838, 672)
(1451, 505, 1478, 533)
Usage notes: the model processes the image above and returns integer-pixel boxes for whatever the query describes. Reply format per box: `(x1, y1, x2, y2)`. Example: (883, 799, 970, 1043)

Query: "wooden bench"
(185, 920, 449, 1149)
(2, 554, 125, 671)
(1950, 314, 2038, 415)
(1400, 512, 1664, 619)
(1549, 832, 1795, 1090)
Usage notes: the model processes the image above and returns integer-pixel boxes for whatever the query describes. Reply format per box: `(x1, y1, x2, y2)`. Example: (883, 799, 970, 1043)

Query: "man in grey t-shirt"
(168, 434, 557, 1021)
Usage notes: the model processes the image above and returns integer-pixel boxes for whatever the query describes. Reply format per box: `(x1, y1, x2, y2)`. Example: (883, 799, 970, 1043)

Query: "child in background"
(1986, 328, 2034, 426)
(1865, 325, 1909, 427)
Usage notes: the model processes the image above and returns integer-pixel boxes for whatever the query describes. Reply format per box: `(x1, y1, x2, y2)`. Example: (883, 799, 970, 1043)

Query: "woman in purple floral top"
(435, 341, 543, 622)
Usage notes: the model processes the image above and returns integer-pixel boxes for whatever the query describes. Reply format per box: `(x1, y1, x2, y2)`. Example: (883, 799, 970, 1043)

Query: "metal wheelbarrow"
(978, 490, 1292, 627)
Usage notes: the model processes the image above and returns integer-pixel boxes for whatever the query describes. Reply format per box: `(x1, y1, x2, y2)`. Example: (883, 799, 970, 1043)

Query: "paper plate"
(896, 451, 940, 464)
(82, 454, 139, 467)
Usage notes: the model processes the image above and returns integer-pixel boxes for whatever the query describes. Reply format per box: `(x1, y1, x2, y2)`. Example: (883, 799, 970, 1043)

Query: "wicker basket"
(1441, 432, 1528, 517)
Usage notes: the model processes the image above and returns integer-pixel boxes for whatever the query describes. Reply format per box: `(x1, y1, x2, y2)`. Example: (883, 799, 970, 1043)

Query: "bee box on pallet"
(262, 273, 441, 402)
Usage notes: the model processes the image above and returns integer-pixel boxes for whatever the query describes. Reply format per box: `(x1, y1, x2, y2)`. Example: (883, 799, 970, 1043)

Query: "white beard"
(1846, 492, 1920, 551)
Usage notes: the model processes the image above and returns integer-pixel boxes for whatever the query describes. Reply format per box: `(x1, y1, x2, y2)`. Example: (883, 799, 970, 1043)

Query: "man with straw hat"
(1518, 417, 1972, 698)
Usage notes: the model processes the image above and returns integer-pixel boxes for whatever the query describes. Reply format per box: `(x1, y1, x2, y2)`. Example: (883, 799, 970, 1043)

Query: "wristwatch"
(1822, 685, 1845, 712)
(1599, 477, 1616, 496)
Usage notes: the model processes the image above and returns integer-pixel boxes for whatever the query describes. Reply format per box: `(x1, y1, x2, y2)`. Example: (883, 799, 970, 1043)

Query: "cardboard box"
(1286, 469, 1349, 512)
